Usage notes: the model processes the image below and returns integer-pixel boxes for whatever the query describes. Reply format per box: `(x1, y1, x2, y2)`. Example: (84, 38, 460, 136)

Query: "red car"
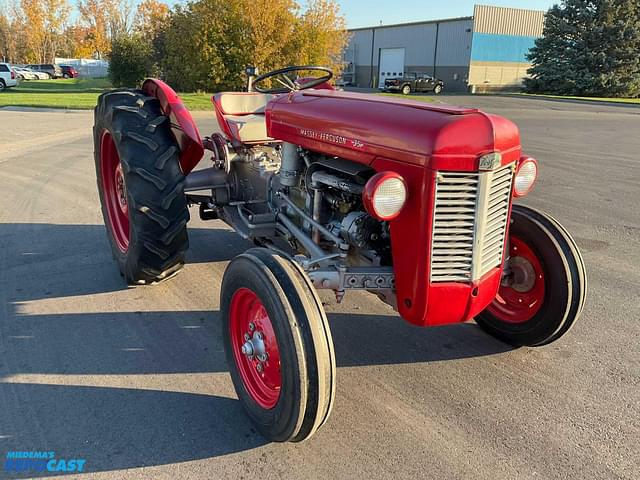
(60, 65, 78, 78)
(93, 65, 586, 443)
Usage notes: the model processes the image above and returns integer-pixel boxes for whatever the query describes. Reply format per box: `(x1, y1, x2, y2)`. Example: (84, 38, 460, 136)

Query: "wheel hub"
(229, 288, 281, 409)
(114, 163, 128, 215)
(241, 330, 268, 360)
(487, 236, 546, 323)
(503, 256, 537, 293)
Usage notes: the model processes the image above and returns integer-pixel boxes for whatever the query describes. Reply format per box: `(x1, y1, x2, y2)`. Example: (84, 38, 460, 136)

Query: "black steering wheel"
(252, 65, 333, 94)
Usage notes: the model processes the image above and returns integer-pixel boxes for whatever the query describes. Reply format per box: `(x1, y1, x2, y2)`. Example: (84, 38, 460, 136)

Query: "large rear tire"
(94, 89, 189, 284)
(221, 248, 336, 442)
(476, 205, 587, 346)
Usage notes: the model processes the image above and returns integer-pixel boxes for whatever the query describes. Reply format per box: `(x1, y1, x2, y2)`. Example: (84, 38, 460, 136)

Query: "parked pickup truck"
(381, 73, 444, 95)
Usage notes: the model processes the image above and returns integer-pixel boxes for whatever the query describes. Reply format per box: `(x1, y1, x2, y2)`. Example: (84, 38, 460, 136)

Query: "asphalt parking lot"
(0, 95, 638, 479)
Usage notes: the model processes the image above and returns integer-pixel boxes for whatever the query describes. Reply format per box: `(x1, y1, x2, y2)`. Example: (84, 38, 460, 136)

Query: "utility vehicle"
(94, 66, 586, 442)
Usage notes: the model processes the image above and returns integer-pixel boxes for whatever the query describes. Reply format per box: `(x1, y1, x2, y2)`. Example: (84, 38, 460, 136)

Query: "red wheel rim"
(100, 130, 129, 252)
(486, 236, 545, 323)
(229, 288, 281, 409)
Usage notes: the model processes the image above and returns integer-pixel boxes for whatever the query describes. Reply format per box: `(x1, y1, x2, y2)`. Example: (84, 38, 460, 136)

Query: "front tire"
(93, 89, 190, 284)
(221, 248, 336, 442)
(401, 84, 411, 95)
(433, 84, 443, 94)
(476, 205, 587, 346)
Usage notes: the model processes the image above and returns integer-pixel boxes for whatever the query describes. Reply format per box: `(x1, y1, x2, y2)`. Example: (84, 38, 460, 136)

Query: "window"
(0, 64, 9, 72)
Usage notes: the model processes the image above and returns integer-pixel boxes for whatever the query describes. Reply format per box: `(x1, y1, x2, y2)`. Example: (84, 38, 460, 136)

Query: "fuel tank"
(266, 89, 523, 327)
(265, 89, 521, 170)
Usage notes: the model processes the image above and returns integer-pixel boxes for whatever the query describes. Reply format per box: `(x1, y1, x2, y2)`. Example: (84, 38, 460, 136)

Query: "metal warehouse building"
(342, 4, 544, 92)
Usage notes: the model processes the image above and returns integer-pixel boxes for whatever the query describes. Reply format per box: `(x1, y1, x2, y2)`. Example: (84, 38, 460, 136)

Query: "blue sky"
(161, 1, 555, 28)
(325, 1, 555, 28)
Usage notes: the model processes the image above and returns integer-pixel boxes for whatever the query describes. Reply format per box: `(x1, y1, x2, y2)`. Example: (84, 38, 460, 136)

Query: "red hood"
(265, 89, 520, 168)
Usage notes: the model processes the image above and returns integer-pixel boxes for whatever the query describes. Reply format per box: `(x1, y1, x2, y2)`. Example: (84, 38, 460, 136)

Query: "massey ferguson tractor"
(93, 66, 587, 442)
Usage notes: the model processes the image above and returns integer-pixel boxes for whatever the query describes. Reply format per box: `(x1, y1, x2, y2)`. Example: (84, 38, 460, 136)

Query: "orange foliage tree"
(20, 0, 70, 62)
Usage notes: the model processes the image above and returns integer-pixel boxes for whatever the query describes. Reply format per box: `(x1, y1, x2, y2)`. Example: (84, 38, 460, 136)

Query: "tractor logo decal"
(299, 129, 365, 149)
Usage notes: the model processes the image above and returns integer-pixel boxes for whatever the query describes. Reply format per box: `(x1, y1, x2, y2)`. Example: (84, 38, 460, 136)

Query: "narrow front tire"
(221, 248, 336, 442)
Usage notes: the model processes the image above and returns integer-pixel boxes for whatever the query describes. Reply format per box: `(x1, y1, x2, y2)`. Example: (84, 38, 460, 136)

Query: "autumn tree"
(162, 0, 349, 92)
(0, 11, 12, 61)
(134, 0, 169, 40)
(64, 24, 95, 58)
(20, 0, 70, 63)
(0, 2, 29, 63)
(77, 0, 133, 58)
(76, 0, 108, 57)
(289, 0, 349, 78)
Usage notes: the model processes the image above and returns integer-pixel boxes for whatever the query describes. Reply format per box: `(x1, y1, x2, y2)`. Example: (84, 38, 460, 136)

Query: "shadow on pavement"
(0, 222, 248, 303)
(1, 310, 510, 376)
(0, 221, 512, 472)
(0, 383, 266, 476)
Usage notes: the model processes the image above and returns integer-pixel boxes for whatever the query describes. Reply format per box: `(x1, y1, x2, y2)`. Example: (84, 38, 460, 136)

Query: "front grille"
(430, 163, 514, 283)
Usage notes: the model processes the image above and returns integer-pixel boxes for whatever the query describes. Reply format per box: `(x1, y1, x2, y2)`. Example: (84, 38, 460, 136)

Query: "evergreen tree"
(525, 0, 640, 97)
(596, 0, 640, 97)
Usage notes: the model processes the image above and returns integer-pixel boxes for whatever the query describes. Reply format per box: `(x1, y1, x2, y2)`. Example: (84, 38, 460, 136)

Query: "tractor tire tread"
(94, 88, 189, 285)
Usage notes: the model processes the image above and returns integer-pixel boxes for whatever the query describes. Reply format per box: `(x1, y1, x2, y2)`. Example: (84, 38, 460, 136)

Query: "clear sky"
(330, 1, 555, 28)
(162, 1, 556, 28)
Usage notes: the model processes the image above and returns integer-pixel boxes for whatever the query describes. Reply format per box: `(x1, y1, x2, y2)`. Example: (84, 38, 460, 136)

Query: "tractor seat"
(212, 92, 275, 144)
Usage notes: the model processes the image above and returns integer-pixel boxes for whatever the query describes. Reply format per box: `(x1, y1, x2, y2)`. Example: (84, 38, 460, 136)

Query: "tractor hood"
(265, 90, 521, 168)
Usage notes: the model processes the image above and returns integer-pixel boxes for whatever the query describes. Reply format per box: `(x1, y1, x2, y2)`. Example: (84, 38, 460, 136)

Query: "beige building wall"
(468, 61, 532, 92)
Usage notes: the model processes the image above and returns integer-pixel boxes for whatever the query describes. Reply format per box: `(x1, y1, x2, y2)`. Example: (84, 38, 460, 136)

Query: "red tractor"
(94, 66, 586, 442)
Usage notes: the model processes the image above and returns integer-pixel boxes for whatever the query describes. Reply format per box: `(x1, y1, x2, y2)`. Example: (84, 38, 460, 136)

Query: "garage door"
(378, 48, 405, 88)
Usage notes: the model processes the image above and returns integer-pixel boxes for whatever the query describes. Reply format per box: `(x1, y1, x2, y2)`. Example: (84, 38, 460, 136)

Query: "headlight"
(513, 157, 538, 197)
(363, 172, 408, 221)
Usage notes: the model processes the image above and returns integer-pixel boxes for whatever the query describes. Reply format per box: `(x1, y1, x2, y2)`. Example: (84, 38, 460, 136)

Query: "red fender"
(142, 79, 204, 174)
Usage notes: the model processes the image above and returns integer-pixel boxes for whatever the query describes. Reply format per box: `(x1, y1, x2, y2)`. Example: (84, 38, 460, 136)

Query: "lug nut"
(248, 322, 255, 331)
(256, 363, 263, 373)
(241, 341, 254, 356)
(244, 333, 250, 341)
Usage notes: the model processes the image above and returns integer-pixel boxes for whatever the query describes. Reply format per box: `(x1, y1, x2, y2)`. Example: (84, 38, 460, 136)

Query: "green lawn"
(0, 78, 214, 111)
(517, 93, 640, 105)
(1, 79, 440, 110)
(378, 92, 435, 102)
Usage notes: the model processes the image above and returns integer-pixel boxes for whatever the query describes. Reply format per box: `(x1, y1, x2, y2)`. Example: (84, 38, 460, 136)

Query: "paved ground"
(0, 96, 638, 479)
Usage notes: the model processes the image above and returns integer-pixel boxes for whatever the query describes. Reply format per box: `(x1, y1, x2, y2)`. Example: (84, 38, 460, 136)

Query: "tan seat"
(213, 92, 275, 143)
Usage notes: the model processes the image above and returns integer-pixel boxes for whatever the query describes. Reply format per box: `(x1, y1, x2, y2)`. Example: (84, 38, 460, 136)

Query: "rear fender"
(142, 78, 204, 174)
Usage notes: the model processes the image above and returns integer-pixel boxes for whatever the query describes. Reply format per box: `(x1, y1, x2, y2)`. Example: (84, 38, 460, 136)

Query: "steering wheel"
(252, 66, 333, 94)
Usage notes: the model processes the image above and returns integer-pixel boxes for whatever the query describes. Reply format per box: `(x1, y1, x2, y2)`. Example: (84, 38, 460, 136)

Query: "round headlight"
(363, 172, 408, 221)
(514, 157, 538, 197)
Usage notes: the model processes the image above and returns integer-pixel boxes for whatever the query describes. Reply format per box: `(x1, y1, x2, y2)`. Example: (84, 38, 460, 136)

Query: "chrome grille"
(430, 164, 514, 283)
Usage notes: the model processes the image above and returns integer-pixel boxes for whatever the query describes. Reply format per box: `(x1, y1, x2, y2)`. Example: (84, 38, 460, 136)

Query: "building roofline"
(474, 4, 545, 15)
(348, 15, 473, 32)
